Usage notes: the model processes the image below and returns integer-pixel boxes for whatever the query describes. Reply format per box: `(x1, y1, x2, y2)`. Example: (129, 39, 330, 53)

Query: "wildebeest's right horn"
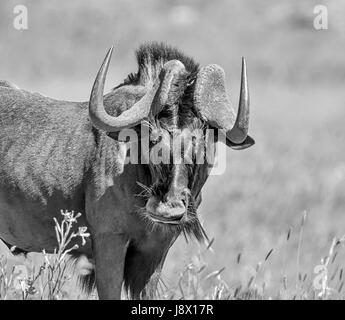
(89, 47, 186, 132)
(194, 58, 250, 144)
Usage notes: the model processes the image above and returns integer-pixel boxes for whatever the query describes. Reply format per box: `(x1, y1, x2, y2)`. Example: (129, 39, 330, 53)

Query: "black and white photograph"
(0, 0, 344, 305)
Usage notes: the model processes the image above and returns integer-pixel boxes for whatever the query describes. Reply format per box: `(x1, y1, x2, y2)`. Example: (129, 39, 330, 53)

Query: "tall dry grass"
(0, 210, 89, 300)
(1, 210, 345, 300)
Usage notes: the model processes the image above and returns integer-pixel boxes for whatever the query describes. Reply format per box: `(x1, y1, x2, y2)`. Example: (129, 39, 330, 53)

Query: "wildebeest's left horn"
(194, 58, 250, 144)
(89, 47, 186, 132)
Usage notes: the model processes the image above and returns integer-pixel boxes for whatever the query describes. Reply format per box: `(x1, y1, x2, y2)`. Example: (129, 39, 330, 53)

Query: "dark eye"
(156, 135, 163, 144)
(150, 131, 163, 144)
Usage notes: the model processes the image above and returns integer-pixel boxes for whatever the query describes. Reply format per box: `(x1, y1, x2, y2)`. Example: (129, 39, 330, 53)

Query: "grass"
(1, 210, 345, 300)
(0, 210, 90, 300)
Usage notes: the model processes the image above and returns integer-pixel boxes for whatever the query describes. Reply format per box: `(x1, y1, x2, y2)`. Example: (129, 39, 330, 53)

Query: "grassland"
(1, 0, 345, 299)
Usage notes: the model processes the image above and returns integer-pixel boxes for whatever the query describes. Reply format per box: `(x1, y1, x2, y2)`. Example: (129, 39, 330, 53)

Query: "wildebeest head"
(88, 43, 254, 240)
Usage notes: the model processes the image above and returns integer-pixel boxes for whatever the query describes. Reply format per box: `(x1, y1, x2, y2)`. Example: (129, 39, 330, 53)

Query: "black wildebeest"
(0, 42, 254, 299)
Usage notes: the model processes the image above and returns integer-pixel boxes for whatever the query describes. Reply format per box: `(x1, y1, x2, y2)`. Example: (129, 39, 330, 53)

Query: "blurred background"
(1, 0, 345, 298)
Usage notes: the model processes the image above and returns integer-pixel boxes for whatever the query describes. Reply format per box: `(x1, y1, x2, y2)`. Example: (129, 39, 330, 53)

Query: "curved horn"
(89, 46, 159, 132)
(227, 57, 249, 143)
(89, 47, 186, 132)
(194, 58, 250, 144)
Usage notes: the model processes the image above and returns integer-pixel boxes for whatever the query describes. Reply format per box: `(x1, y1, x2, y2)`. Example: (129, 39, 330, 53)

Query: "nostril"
(169, 199, 185, 209)
(165, 196, 187, 210)
(149, 196, 186, 221)
(169, 202, 185, 218)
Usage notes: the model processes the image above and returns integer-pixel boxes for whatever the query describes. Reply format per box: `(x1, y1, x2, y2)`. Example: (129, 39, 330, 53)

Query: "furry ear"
(226, 135, 255, 150)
